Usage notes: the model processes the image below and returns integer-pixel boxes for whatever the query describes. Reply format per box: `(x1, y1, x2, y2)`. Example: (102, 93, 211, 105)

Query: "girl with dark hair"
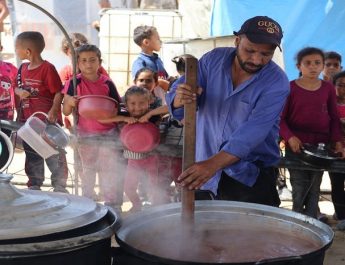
(280, 47, 344, 218)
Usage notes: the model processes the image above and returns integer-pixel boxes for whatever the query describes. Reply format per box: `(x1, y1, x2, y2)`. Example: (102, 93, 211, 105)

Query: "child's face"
(135, 71, 156, 91)
(335, 77, 345, 99)
(145, 30, 161, 52)
(126, 94, 150, 118)
(323, 58, 342, 79)
(77, 51, 100, 76)
(15, 40, 28, 60)
(297, 54, 324, 79)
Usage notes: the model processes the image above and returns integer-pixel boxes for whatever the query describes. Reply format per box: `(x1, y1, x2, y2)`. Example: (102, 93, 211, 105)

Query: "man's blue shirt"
(166, 47, 289, 195)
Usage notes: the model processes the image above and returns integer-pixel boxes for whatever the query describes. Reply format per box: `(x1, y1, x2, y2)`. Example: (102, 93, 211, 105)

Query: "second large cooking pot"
(0, 173, 119, 265)
(114, 201, 333, 265)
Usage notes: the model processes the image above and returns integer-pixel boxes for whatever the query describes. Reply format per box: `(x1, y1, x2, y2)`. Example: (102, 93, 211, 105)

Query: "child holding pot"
(62, 44, 124, 212)
(99, 86, 171, 212)
(280, 47, 344, 218)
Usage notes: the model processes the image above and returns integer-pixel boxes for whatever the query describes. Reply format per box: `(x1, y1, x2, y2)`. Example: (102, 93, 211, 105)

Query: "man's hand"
(177, 160, 218, 190)
(177, 151, 239, 190)
(173, 84, 201, 108)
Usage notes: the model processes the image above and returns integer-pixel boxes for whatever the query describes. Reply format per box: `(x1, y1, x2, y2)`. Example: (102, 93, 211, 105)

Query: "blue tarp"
(210, 0, 345, 80)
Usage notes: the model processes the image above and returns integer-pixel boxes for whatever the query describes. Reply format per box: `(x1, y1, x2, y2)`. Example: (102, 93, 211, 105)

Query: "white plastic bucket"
(17, 112, 59, 159)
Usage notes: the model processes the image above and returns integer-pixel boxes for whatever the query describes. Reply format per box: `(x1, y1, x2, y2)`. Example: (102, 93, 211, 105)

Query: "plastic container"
(17, 112, 59, 159)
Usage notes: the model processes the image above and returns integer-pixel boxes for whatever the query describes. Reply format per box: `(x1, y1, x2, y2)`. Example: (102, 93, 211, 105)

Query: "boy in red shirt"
(15, 31, 68, 193)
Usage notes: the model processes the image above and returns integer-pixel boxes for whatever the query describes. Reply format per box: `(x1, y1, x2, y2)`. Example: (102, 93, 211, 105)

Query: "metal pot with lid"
(299, 143, 340, 168)
(0, 173, 119, 265)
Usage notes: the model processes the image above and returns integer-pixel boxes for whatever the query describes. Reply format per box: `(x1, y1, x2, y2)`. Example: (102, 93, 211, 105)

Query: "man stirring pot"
(166, 16, 289, 206)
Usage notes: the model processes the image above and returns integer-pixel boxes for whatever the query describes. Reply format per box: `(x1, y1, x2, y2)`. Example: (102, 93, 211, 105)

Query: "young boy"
(322, 51, 342, 82)
(0, 40, 18, 137)
(131, 25, 169, 81)
(14, 31, 68, 193)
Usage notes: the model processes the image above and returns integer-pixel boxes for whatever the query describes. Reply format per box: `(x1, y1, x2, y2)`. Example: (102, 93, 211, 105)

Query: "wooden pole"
(181, 56, 198, 222)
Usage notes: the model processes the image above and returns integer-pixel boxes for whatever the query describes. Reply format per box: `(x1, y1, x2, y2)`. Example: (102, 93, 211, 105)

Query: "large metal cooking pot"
(0, 173, 119, 265)
(114, 201, 333, 265)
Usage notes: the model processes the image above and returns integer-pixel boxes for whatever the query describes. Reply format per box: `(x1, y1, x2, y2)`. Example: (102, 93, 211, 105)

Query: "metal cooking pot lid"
(0, 173, 107, 240)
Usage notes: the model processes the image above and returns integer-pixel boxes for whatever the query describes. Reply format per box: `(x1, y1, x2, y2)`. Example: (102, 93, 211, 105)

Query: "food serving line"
(0, 57, 339, 265)
(0, 1, 340, 264)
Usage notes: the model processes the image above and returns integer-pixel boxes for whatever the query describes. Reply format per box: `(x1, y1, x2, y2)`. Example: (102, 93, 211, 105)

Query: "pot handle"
(255, 255, 302, 264)
(25, 111, 49, 124)
(30, 111, 49, 119)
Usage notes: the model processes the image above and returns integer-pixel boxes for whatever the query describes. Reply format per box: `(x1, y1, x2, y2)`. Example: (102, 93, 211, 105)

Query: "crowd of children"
(0, 23, 344, 228)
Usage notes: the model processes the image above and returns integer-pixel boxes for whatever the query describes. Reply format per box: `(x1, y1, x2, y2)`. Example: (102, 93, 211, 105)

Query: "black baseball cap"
(233, 16, 283, 51)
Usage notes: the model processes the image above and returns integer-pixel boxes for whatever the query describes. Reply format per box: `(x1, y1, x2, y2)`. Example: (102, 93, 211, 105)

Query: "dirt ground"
(323, 221, 345, 265)
(5, 146, 345, 265)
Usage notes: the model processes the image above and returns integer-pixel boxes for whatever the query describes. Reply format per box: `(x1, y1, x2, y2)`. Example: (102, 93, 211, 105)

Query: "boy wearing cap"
(166, 16, 289, 206)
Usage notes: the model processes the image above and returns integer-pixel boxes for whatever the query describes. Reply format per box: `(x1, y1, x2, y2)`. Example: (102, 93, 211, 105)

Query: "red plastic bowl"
(78, 95, 118, 120)
(120, 122, 160, 153)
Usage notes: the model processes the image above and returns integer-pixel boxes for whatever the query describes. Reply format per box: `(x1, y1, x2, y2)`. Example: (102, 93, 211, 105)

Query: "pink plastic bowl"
(120, 122, 160, 153)
(78, 95, 118, 120)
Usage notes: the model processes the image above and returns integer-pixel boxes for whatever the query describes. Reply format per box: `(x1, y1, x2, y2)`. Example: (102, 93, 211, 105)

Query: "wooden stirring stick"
(181, 56, 198, 222)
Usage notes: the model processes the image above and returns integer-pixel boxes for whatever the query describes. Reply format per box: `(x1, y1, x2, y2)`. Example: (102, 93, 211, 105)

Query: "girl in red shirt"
(280, 47, 344, 218)
(63, 44, 123, 211)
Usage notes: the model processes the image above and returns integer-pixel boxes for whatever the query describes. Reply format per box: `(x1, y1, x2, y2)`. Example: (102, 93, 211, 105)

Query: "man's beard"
(236, 50, 264, 74)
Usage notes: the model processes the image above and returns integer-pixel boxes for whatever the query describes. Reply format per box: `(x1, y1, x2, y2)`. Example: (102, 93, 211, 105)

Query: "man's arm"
(178, 151, 240, 190)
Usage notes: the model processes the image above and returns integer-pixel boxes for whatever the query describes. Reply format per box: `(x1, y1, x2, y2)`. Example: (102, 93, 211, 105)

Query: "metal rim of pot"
(0, 173, 119, 256)
(115, 201, 334, 265)
(0, 131, 14, 172)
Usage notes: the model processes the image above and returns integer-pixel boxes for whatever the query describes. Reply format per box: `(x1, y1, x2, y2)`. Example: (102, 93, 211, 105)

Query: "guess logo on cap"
(257, 20, 280, 34)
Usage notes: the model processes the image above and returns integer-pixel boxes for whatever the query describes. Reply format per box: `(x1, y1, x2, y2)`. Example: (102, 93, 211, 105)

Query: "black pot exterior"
(111, 246, 327, 265)
(0, 238, 111, 265)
